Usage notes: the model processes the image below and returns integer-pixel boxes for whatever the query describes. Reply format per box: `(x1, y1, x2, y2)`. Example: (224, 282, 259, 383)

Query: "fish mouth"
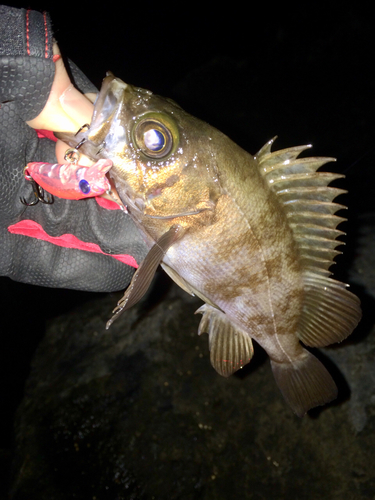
(89, 72, 128, 137)
(55, 72, 129, 161)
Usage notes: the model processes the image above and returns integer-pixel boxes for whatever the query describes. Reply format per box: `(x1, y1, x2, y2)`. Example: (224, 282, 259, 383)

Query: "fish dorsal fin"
(256, 137, 346, 277)
(255, 138, 361, 347)
(195, 304, 254, 377)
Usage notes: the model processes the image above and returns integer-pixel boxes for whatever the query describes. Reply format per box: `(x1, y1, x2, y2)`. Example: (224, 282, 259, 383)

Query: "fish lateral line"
(142, 208, 210, 220)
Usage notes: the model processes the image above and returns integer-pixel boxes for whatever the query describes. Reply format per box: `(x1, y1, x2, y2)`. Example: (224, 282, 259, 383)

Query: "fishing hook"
(20, 168, 54, 206)
(96, 141, 106, 155)
(20, 125, 89, 206)
(75, 123, 90, 136)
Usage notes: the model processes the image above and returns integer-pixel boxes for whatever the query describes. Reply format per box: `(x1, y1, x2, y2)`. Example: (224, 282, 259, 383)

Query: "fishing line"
(340, 144, 375, 176)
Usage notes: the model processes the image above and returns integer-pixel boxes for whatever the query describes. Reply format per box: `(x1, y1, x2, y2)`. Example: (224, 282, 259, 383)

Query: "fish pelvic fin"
(270, 349, 338, 417)
(106, 224, 185, 328)
(256, 138, 361, 346)
(195, 304, 254, 377)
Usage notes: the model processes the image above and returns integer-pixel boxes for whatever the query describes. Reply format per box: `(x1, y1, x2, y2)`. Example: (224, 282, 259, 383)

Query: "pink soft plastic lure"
(25, 159, 113, 200)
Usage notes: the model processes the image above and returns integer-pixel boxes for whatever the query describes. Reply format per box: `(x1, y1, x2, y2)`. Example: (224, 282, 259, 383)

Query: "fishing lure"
(24, 159, 113, 201)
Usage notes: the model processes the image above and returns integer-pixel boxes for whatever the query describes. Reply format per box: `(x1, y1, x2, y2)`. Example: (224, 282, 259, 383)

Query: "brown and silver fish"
(57, 73, 361, 416)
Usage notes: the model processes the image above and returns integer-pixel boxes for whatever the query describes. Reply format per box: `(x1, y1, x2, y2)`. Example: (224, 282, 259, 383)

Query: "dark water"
(1, 4, 375, 499)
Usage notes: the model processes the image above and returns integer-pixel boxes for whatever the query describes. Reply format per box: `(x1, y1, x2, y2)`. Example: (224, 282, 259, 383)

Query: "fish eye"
(133, 113, 178, 159)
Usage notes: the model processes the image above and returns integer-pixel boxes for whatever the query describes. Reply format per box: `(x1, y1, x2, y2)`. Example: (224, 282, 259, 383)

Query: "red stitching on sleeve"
(43, 12, 48, 58)
(26, 9, 31, 56)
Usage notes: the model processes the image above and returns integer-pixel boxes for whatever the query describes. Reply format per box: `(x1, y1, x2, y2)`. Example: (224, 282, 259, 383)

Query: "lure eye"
(79, 179, 91, 194)
(133, 113, 177, 159)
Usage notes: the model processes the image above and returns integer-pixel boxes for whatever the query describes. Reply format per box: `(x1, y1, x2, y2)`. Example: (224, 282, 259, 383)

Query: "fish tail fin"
(270, 349, 338, 417)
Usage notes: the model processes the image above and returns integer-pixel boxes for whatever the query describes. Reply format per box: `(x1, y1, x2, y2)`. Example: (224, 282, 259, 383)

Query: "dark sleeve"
(0, 6, 148, 292)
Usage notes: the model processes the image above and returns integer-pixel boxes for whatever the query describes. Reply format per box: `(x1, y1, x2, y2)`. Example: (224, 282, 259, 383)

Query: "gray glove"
(0, 6, 147, 292)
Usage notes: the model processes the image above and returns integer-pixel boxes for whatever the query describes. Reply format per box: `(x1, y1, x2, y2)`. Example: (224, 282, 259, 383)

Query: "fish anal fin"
(195, 304, 254, 377)
(297, 273, 361, 347)
(271, 350, 338, 417)
(106, 224, 185, 328)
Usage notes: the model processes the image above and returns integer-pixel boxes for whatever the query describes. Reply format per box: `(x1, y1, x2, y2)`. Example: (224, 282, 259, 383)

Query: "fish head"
(58, 73, 223, 224)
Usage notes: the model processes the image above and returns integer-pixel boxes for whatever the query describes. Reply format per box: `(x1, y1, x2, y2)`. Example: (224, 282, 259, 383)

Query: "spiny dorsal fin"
(195, 304, 254, 377)
(255, 138, 361, 347)
(256, 137, 345, 277)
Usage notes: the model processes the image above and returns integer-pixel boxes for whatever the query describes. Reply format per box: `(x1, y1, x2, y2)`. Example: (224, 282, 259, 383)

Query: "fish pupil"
(144, 128, 165, 152)
(79, 179, 91, 194)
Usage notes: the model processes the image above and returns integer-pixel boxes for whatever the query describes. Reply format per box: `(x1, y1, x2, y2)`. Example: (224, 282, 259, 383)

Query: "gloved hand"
(0, 6, 147, 292)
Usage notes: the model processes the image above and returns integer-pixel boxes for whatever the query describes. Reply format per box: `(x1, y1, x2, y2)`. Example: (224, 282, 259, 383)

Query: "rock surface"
(8, 207, 375, 499)
(9, 260, 375, 499)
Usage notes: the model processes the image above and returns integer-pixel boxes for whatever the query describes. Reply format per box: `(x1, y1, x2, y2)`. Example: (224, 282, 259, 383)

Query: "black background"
(1, 1, 375, 495)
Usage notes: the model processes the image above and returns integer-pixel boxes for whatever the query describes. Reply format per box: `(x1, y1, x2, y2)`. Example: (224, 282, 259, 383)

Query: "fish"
(56, 72, 361, 416)
(24, 159, 113, 200)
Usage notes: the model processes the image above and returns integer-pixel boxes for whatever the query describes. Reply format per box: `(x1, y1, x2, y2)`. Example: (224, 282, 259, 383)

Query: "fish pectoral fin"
(195, 304, 254, 377)
(161, 263, 221, 309)
(160, 263, 195, 296)
(106, 224, 185, 329)
(270, 349, 338, 417)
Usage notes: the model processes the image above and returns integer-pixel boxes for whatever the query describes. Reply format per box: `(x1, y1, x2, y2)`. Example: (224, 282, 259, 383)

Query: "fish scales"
(56, 73, 361, 416)
(164, 167, 302, 348)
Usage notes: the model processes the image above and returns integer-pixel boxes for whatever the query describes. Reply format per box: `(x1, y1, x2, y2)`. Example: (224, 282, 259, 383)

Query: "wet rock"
(10, 242, 375, 499)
